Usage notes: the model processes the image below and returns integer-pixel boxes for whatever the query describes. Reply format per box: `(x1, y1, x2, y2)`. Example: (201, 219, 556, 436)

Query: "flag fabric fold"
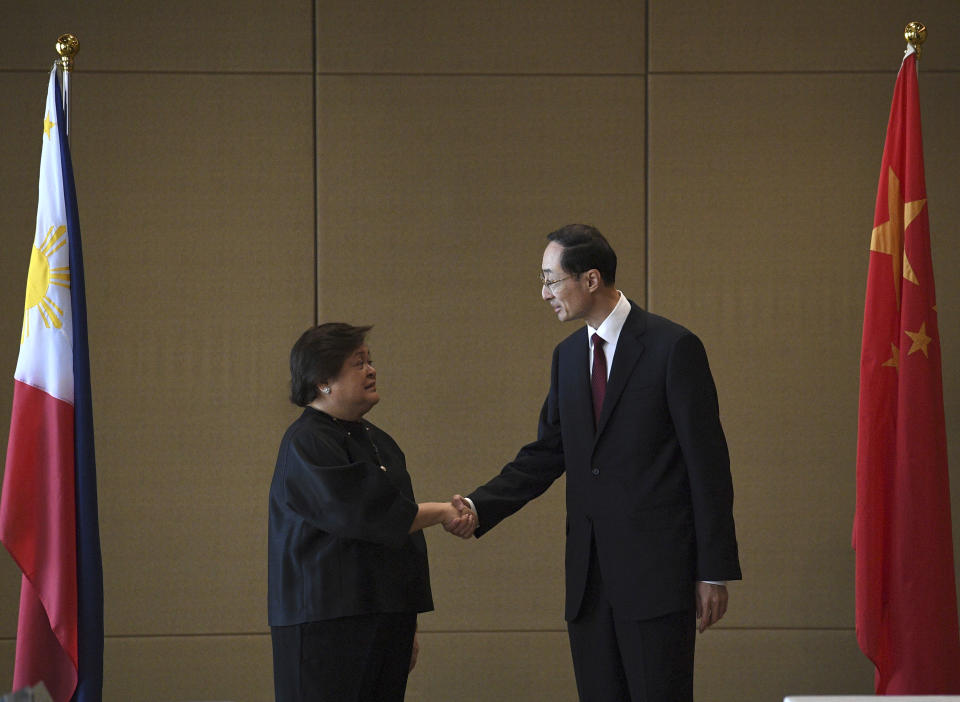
(854, 44, 960, 694)
(0, 65, 103, 702)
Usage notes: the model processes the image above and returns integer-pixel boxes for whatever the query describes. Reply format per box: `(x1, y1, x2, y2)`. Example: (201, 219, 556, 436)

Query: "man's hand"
(695, 582, 728, 633)
(442, 494, 478, 538)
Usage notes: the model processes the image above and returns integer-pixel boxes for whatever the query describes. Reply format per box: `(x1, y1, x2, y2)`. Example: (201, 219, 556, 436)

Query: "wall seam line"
(312, 0, 320, 325)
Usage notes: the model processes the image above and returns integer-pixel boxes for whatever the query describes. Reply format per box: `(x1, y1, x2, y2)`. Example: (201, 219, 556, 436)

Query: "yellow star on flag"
(870, 167, 925, 306)
(905, 322, 932, 358)
(881, 343, 899, 369)
(43, 112, 55, 140)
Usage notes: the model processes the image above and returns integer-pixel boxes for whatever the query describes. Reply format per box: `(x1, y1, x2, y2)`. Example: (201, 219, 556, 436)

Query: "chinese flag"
(854, 45, 960, 694)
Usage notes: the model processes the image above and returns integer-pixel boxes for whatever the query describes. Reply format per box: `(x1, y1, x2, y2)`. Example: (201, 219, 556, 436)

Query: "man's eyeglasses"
(539, 273, 575, 292)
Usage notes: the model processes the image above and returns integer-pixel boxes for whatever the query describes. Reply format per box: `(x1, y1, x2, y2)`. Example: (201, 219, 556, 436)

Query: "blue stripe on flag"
(53, 69, 104, 702)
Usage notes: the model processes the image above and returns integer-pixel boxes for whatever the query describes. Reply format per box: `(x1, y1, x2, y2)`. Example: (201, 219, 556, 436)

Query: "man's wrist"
(462, 496, 478, 524)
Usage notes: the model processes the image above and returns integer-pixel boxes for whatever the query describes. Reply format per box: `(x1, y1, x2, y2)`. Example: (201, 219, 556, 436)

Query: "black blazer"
(469, 301, 741, 621)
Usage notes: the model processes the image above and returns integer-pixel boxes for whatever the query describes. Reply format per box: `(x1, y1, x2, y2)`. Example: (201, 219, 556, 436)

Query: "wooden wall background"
(1, 2, 959, 700)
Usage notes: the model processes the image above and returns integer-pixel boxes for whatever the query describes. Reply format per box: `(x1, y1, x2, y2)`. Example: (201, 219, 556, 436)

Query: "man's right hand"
(443, 494, 478, 538)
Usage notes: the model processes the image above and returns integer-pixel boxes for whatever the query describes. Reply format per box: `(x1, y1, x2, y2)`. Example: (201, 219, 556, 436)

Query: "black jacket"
(268, 408, 433, 626)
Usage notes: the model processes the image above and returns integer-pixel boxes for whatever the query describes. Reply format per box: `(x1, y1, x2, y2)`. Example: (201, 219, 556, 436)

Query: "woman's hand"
(410, 501, 475, 536)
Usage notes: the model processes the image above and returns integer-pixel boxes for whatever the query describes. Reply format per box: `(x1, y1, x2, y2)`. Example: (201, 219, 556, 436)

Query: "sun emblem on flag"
(22, 224, 71, 343)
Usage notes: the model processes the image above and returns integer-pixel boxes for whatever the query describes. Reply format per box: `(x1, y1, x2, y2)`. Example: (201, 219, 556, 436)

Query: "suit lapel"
(595, 303, 646, 440)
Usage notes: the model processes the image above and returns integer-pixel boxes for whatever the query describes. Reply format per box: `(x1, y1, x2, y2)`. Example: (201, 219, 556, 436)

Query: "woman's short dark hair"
(289, 323, 372, 406)
(546, 223, 617, 286)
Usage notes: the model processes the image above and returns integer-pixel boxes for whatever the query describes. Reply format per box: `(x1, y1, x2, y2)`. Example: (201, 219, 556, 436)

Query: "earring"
(320, 386, 331, 395)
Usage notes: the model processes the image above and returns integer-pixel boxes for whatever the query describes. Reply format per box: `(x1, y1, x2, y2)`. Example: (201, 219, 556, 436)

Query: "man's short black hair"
(546, 224, 617, 286)
(289, 323, 372, 406)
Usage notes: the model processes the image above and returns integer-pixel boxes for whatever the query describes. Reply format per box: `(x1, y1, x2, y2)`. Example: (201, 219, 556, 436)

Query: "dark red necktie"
(591, 333, 607, 427)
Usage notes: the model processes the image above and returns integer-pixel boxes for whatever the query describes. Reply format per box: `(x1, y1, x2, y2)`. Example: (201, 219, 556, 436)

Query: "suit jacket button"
(591, 467, 599, 476)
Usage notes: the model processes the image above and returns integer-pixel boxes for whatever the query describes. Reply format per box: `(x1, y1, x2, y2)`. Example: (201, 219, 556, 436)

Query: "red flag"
(854, 45, 960, 694)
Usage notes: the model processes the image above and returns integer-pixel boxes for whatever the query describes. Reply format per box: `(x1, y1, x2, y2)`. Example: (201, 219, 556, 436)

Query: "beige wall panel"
(650, 0, 960, 72)
(648, 72, 960, 629)
(0, 72, 315, 639)
(0, 561, 18, 637)
(78, 72, 314, 636)
(0, 1, 311, 73)
(0, 641, 12, 694)
(695, 628, 874, 700)
(317, 0, 645, 74)
(103, 634, 273, 701)
(316, 75, 646, 629)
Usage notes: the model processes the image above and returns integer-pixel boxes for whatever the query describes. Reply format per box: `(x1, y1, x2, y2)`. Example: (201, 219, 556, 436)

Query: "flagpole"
(55, 33, 79, 136)
(904, 21, 926, 59)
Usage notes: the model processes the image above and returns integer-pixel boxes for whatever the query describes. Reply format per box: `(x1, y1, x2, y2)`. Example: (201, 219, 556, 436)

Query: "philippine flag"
(0, 66, 103, 702)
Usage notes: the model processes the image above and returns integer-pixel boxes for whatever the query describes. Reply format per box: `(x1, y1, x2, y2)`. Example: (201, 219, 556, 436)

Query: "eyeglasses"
(539, 273, 575, 292)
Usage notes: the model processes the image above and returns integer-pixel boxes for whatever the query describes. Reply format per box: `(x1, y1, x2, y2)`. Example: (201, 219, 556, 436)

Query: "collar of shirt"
(586, 291, 630, 378)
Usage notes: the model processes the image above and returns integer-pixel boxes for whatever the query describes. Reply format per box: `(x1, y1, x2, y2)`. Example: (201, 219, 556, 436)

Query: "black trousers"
(567, 540, 696, 702)
(271, 612, 417, 702)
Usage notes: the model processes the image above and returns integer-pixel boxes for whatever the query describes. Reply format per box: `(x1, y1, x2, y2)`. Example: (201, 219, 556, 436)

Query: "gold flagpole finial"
(904, 22, 926, 59)
(56, 34, 79, 72)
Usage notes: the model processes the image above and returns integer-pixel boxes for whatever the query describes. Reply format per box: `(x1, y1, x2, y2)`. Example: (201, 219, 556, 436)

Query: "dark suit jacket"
(469, 301, 741, 621)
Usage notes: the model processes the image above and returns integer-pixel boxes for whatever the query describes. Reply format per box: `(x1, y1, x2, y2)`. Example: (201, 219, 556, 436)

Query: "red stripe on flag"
(0, 380, 78, 697)
(14, 576, 77, 700)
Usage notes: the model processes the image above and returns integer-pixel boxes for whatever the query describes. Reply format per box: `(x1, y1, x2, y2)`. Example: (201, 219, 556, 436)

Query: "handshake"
(440, 494, 477, 539)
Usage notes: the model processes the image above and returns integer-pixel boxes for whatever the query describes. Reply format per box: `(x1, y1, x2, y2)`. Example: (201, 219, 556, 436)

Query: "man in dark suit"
(455, 224, 741, 702)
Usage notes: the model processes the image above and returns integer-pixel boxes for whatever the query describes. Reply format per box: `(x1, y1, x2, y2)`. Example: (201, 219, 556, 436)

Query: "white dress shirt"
(586, 290, 631, 379)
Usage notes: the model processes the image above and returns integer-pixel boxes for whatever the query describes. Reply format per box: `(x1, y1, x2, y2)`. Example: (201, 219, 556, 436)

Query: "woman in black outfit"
(268, 323, 473, 701)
